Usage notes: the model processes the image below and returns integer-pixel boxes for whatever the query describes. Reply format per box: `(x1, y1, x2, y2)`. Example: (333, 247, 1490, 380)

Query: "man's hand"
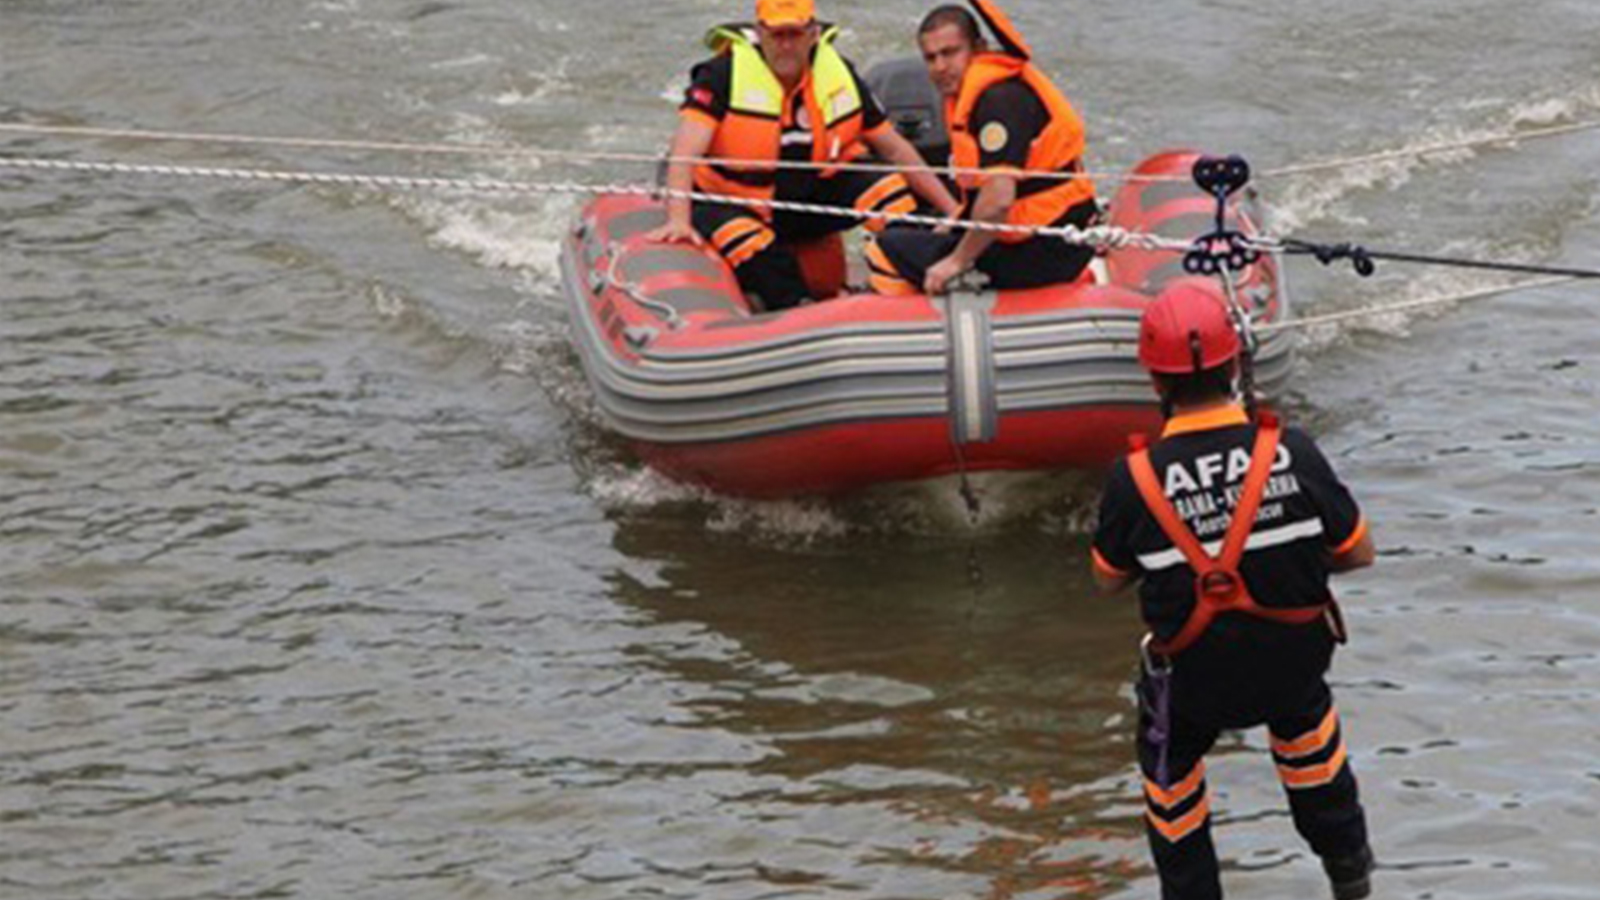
(924, 255, 969, 295)
(644, 219, 704, 246)
(647, 116, 716, 248)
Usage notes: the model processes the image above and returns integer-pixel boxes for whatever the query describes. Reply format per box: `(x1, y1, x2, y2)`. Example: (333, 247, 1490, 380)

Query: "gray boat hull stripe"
(561, 222, 1295, 445)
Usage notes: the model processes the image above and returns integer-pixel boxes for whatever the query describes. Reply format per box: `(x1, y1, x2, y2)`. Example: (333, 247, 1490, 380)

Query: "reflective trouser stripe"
(865, 238, 916, 295)
(1277, 741, 1349, 789)
(854, 174, 915, 233)
(711, 218, 775, 268)
(1271, 705, 1339, 759)
(1144, 762, 1210, 844)
(1272, 705, 1350, 790)
(1145, 761, 1206, 810)
(1147, 795, 1211, 843)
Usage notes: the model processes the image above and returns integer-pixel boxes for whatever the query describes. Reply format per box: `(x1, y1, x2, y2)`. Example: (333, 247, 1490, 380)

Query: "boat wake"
(587, 464, 1105, 545)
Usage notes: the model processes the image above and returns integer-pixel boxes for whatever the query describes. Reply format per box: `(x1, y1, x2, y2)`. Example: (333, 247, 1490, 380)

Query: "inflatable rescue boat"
(559, 147, 1293, 498)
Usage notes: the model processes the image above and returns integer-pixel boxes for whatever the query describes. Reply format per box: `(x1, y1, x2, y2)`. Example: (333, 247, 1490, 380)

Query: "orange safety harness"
(1127, 414, 1330, 657)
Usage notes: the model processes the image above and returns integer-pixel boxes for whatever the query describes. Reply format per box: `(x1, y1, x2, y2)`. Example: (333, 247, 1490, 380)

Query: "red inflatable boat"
(559, 150, 1292, 497)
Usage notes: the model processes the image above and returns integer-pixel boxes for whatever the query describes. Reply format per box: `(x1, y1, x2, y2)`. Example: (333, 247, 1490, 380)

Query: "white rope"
(0, 121, 1165, 185)
(6, 147, 1583, 335)
(1257, 275, 1578, 333)
(7, 116, 1600, 188)
(1260, 118, 1600, 178)
(0, 155, 1184, 251)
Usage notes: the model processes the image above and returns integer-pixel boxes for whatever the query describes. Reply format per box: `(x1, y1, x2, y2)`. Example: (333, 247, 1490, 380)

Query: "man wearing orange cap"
(1091, 280, 1377, 900)
(646, 0, 959, 311)
(865, 1, 1099, 297)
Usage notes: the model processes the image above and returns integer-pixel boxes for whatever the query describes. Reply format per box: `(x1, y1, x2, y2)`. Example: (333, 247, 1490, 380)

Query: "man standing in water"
(866, 0, 1098, 296)
(647, 0, 959, 310)
(1089, 279, 1378, 900)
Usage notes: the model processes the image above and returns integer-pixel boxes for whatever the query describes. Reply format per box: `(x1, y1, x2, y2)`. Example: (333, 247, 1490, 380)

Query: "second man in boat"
(869, 0, 1100, 296)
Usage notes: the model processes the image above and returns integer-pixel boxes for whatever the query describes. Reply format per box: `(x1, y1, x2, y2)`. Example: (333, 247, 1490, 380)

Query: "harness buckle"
(1196, 569, 1244, 603)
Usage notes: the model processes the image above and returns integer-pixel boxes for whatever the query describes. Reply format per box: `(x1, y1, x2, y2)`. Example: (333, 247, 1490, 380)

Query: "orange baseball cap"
(756, 0, 814, 27)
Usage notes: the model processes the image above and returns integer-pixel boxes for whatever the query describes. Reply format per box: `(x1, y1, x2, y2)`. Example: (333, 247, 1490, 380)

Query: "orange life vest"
(945, 12, 1094, 243)
(1127, 415, 1329, 656)
(694, 24, 868, 218)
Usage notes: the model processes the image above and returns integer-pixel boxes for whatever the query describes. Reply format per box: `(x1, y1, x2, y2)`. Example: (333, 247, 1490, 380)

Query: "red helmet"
(1137, 279, 1241, 374)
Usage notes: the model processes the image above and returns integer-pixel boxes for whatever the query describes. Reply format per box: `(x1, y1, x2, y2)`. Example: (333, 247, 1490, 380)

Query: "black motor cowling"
(862, 57, 949, 166)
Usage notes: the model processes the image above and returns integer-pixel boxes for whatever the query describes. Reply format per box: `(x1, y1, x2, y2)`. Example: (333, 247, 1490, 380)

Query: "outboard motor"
(863, 57, 950, 166)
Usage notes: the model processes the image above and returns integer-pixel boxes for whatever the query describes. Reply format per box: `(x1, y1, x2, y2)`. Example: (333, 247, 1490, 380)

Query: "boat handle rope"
(603, 242, 685, 332)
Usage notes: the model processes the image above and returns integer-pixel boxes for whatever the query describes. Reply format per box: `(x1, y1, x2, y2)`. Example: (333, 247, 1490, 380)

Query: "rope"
(7, 114, 1600, 187)
(1257, 275, 1578, 333)
(1269, 238, 1600, 280)
(604, 243, 684, 329)
(0, 154, 1185, 251)
(1216, 268, 1262, 420)
(1259, 118, 1600, 178)
(6, 145, 1589, 343)
(0, 121, 1167, 186)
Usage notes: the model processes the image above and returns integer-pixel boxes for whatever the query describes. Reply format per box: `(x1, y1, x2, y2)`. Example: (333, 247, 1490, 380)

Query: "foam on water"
(584, 464, 1107, 547)
(1264, 84, 1600, 355)
(1267, 87, 1600, 235)
(492, 55, 576, 106)
(427, 202, 571, 277)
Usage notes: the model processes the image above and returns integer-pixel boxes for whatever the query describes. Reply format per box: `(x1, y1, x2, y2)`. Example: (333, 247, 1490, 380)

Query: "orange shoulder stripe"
(1330, 515, 1369, 558)
(1090, 546, 1129, 580)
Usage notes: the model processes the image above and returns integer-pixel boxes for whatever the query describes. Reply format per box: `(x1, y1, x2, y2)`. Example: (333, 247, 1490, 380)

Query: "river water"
(4, 2, 1600, 898)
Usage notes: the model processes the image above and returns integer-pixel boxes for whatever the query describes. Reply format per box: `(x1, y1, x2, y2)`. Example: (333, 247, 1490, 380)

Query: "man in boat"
(1089, 279, 1378, 900)
(646, 0, 960, 311)
(866, 0, 1098, 296)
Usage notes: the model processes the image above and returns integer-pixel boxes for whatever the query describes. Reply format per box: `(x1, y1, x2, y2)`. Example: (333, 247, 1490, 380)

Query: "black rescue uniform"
(1091, 404, 1371, 900)
(680, 51, 911, 309)
(869, 78, 1097, 292)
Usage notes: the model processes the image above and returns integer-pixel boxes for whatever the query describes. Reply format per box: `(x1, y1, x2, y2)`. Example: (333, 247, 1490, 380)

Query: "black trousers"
(869, 198, 1098, 293)
(1137, 668, 1369, 900)
(691, 168, 913, 311)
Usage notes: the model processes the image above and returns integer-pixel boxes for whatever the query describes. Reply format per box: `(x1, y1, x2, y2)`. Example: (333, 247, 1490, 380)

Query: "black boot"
(736, 247, 811, 311)
(1322, 845, 1374, 900)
